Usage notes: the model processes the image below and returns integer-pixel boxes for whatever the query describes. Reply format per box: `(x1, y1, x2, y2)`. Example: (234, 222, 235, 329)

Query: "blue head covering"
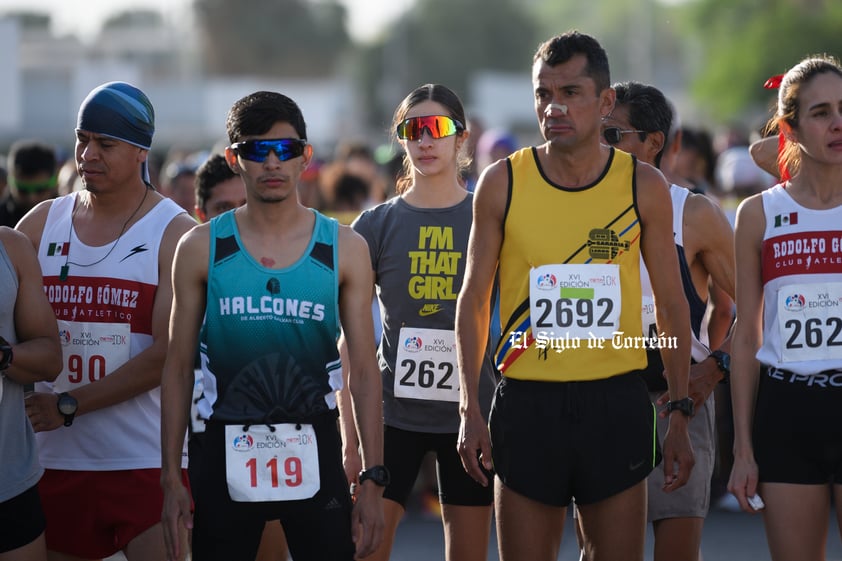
(76, 81, 155, 182)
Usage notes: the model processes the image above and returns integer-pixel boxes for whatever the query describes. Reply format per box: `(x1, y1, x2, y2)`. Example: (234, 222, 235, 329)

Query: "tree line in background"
(7, 0, 842, 131)
(195, 0, 842, 129)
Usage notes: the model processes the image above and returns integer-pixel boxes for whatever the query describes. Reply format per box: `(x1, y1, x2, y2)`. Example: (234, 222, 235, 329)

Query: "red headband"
(763, 74, 790, 182)
(763, 74, 784, 89)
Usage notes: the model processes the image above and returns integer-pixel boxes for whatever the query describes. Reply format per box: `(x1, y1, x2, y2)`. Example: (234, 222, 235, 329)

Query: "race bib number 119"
(225, 424, 319, 502)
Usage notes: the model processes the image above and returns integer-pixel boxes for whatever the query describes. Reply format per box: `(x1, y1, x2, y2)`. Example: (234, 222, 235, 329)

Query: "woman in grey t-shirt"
(341, 84, 499, 561)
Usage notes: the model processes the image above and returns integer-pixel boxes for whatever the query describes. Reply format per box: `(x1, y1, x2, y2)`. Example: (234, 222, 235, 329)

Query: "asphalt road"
(106, 498, 842, 560)
(390, 501, 842, 561)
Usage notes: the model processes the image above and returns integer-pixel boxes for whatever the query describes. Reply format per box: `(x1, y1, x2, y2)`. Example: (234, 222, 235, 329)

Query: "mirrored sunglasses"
(12, 174, 58, 194)
(602, 127, 647, 145)
(396, 115, 464, 141)
(232, 139, 307, 163)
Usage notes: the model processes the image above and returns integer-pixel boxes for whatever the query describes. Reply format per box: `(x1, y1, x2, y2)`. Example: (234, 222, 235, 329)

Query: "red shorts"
(39, 468, 189, 559)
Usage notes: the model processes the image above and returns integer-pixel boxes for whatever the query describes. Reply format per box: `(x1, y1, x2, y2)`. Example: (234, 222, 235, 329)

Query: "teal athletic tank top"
(198, 209, 342, 424)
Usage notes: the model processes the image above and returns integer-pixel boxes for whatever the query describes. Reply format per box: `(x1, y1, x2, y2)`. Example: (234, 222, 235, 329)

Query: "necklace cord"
(60, 186, 150, 279)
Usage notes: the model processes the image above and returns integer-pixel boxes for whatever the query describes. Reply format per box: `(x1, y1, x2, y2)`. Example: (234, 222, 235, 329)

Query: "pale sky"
(0, 0, 414, 43)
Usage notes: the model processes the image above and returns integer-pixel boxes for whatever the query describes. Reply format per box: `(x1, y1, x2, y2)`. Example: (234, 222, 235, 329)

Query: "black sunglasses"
(603, 127, 647, 145)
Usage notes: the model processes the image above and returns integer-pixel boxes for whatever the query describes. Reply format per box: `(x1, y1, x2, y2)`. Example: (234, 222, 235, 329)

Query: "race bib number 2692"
(529, 264, 621, 340)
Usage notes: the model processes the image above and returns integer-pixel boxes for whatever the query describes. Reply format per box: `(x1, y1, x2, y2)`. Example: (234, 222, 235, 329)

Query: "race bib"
(53, 321, 131, 393)
(641, 294, 657, 339)
(191, 369, 206, 434)
(529, 264, 621, 340)
(777, 282, 842, 363)
(224, 423, 319, 502)
(394, 328, 459, 402)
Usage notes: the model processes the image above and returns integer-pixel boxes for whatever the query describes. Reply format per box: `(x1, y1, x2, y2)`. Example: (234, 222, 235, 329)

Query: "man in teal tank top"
(161, 91, 386, 561)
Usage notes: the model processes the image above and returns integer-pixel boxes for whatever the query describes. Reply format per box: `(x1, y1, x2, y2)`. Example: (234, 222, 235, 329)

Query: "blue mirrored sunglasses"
(232, 138, 307, 162)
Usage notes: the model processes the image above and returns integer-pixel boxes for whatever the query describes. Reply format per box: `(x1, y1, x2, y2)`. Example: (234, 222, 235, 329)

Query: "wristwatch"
(0, 335, 13, 371)
(57, 392, 78, 427)
(710, 350, 731, 384)
(359, 465, 391, 487)
(666, 397, 695, 417)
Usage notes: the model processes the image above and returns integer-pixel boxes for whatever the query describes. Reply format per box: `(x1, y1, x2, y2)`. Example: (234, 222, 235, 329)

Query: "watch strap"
(0, 335, 13, 371)
(710, 350, 731, 384)
(57, 392, 77, 427)
(666, 396, 694, 417)
(359, 465, 390, 486)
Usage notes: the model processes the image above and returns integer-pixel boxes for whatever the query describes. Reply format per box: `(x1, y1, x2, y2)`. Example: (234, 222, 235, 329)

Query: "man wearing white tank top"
(589, 81, 736, 561)
(17, 82, 196, 561)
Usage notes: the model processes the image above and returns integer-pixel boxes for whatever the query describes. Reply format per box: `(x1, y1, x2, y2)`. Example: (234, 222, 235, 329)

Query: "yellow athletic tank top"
(496, 146, 646, 381)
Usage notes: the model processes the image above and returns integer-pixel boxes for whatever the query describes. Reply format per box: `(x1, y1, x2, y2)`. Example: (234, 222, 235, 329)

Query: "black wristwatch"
(666, 397, 695, 417)
(359, 465, 391, 487)
(57, 392, 78, 427)
(710, 350, 731, 384)
(0, 335, 13, 371)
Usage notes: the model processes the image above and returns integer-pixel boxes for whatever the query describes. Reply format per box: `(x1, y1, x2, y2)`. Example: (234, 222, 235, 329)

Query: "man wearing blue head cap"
(16, 81, 197, 560)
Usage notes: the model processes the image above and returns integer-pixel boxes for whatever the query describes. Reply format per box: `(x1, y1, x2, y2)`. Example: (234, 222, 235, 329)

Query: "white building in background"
(0, 14, 360, 158)
(0, 19, 22, 133)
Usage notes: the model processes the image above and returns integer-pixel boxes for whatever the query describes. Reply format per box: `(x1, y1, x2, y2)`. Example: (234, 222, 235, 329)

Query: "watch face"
(58, 395, 77, 415)
(373, 467, 388, 484)
(668, 398, 694, 416)
(361, 465, 390, 486)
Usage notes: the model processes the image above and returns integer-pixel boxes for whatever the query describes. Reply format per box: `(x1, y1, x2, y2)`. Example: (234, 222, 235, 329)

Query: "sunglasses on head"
(602, 127, 647, 146)
(396, 115, 464, 141)
(232, 138, 307, 163)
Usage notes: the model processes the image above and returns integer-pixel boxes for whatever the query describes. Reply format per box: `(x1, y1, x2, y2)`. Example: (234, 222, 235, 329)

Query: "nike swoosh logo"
(419, 304, 443, 317)
(629, 460, 646, 471)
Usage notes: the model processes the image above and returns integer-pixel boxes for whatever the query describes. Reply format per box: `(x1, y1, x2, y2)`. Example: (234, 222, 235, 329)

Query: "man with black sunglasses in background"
(0, 140, 59, 227)
(589, 81, 736, 561)
(161, 90, 385, 561)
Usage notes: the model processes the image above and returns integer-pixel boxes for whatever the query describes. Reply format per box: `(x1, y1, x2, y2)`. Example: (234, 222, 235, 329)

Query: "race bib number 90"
(778, 282, 842, 363)
(225, 424, 319, 502)
(53, 320, 131, 393)
(529, 264, 621, 340)
(394, 327, 459, 402)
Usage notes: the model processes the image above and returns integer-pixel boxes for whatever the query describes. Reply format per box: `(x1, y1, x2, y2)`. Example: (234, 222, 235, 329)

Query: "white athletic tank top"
(757, 184, 842, 374)
(639, 185, 710, 363)
(35, 191, 188, 470)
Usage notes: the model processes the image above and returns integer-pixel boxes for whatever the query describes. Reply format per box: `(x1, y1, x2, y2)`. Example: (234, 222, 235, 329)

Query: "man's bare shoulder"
(175, 221, 210, 249)
(635, 160, 670, 192)
(476, 158, 510, 192)
(635, 162, 672, 220)
(683, 191, 730, 229)
(473, 158, 511, 220)
(14, 198, 56, 248)
(165, 211, 200, 238)
(0, 224, 26, 244)
(0, 225, 34, 258)
(337, 222, 368, 256)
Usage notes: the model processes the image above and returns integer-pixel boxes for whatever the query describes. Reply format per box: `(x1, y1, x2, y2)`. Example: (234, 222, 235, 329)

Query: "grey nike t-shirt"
(353, 195, 498, 432)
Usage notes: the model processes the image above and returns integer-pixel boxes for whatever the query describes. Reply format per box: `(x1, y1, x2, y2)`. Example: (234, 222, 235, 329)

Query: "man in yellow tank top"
(455, 31, 694, 561)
